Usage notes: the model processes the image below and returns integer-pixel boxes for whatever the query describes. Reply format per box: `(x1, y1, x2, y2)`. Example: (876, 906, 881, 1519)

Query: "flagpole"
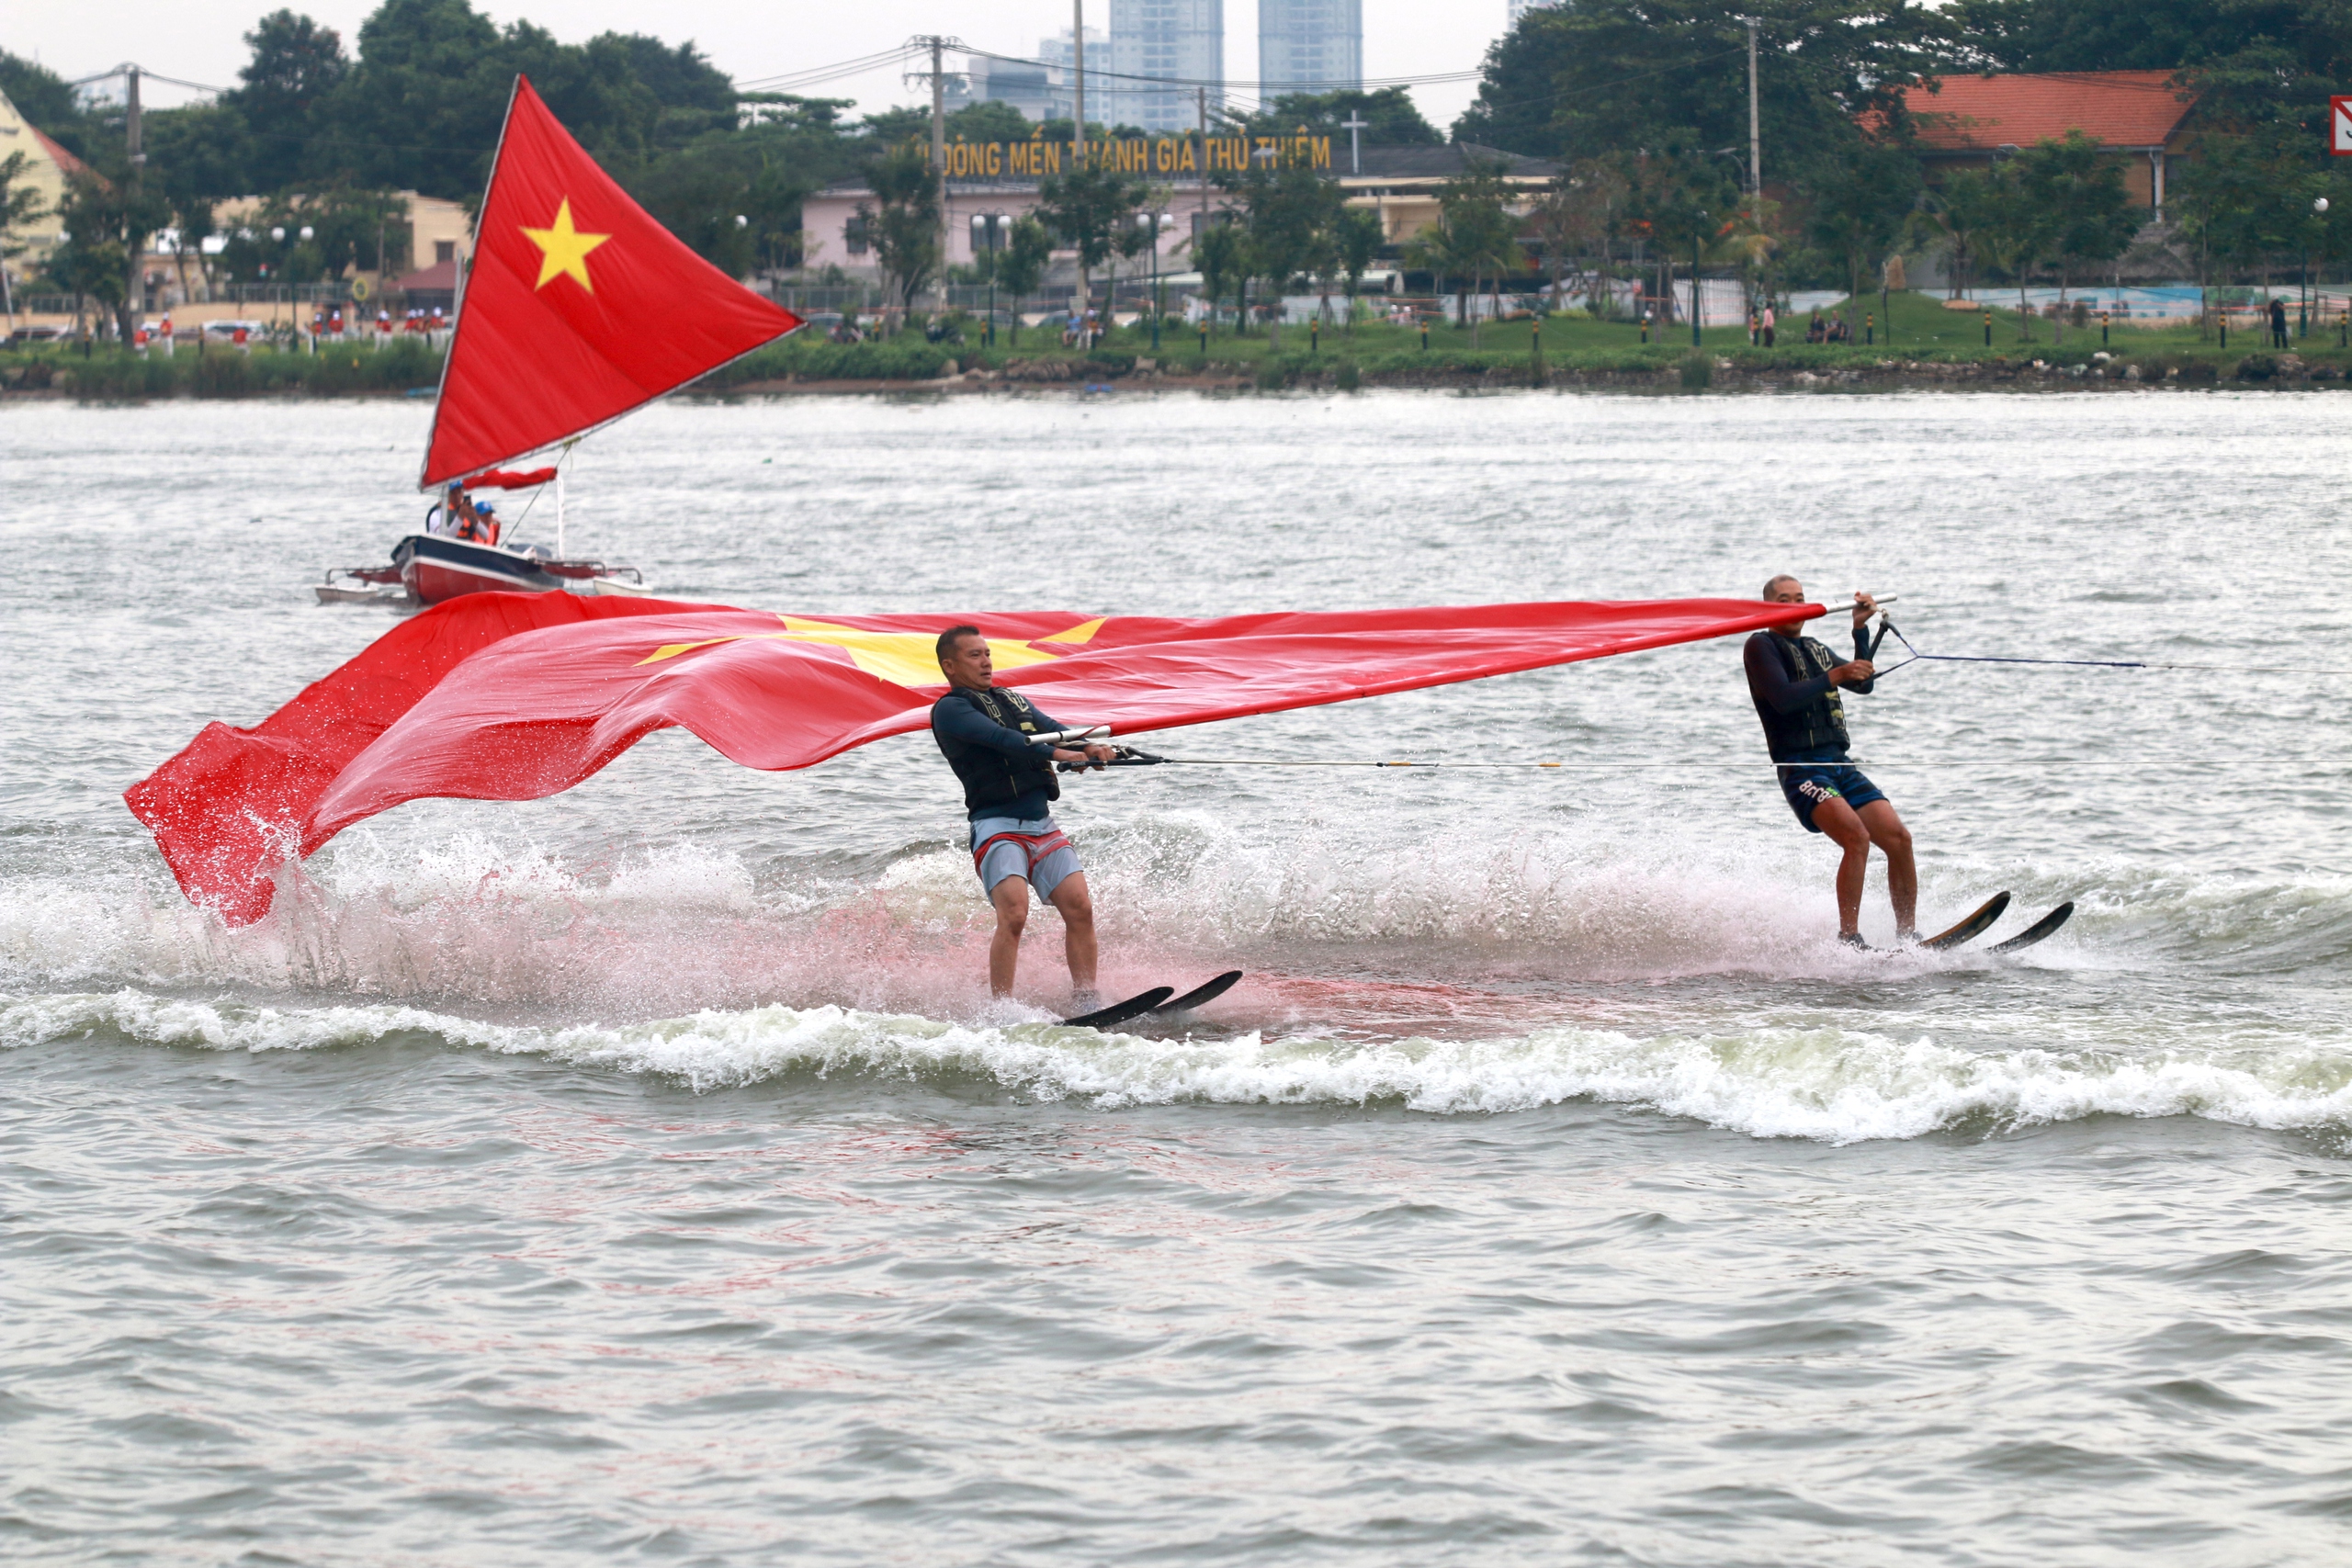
(420, 73, 525, 492)
(931, 36, 948, 319)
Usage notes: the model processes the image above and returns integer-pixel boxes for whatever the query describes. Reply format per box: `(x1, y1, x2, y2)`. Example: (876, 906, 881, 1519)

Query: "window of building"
(435, 240, 456, 264)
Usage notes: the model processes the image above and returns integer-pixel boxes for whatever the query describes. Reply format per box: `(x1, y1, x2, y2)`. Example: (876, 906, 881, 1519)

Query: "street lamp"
(2306, 197, 2329, 339)
(970, 212, 1005, 345)
(1137, 209, 1170, 353)
(1691, 209, 1707, 348)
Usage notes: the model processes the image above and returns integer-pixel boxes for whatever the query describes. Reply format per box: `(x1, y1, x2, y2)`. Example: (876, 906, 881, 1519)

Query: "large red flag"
(125, 595, 1816, 925)
(421, 76, 801, 487)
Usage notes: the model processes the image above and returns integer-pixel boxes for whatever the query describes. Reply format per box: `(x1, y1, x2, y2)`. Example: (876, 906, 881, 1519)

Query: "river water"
(5, 388, 2349, 1565)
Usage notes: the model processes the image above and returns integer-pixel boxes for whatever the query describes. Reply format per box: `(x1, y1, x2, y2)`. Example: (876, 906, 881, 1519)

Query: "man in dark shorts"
(930, 625, 1115, 1001)
(1744, 577, 1918, 946)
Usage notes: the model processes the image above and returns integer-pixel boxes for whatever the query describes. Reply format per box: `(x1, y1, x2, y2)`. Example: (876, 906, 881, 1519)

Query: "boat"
(314, 73, 800, 609)
(317, 468, 647, 605)
(316, 537, 648, 605)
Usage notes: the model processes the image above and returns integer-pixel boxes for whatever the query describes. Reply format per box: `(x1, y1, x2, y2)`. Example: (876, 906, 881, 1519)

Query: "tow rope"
(1864, 614, 2348, 676)
(1055, 747, 2346, 773)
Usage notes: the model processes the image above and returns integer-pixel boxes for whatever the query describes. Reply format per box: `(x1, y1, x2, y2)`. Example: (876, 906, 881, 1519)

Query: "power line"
(955, 44, 1486, 94)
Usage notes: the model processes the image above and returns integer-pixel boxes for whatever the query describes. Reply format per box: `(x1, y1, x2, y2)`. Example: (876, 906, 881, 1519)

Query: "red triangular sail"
(421, 76, 801, 487)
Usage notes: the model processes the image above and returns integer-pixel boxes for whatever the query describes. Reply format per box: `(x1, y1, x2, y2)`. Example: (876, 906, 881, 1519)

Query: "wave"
(2, 816, 2346, 1015)
(8, 987, 2351, 1146)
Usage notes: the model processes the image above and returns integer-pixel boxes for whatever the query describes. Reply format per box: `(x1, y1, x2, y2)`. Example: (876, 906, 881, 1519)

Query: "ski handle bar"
(1036, 728, 1169, 773)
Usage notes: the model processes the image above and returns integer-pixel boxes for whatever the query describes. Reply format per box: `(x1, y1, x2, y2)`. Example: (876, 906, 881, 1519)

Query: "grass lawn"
(17, 291, 2351, 396)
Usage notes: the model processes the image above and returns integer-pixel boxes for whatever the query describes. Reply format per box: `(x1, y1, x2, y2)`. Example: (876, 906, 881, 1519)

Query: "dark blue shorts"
(1777, 754, 1886, 833)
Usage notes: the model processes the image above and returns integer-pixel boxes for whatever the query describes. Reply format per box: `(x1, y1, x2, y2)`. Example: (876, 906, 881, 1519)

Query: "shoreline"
(14, 366, 2343, 402)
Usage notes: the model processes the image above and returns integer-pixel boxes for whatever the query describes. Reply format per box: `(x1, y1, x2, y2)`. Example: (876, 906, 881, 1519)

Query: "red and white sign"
(2334, 96, 2352, 154)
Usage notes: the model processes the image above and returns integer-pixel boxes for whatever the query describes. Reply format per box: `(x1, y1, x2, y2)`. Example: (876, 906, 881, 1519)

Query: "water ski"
(1990, 901, 2075, 953)
(1154, 971, 1243, 1016)
(1920, 891, 2012, 952)
(1061, 987, 1173, 1029)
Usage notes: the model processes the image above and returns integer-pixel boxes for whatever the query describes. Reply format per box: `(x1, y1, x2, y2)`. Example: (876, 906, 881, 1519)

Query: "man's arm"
(1844, 626, 1877, 694)
(1745, 636, 1836, 715)
(932, 697, 1055, 761)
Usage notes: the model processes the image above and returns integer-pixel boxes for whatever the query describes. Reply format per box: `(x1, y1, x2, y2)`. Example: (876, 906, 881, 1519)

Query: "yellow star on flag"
(636, 616, 1107, 683)
(520, 199, 610, 292)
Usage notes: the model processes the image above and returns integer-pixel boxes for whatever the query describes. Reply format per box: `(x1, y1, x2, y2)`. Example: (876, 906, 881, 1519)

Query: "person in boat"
(1745, 578, 1917, 947)
(931, 624, 1115, 1003)
(428, 482, 496, 542)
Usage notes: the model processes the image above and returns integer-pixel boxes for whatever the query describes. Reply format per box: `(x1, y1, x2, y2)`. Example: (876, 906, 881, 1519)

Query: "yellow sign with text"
(925, 131, 1334, 181)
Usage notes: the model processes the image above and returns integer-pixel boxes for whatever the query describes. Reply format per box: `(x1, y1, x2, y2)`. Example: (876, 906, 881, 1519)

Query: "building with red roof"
(1900, 71, 2199, 217)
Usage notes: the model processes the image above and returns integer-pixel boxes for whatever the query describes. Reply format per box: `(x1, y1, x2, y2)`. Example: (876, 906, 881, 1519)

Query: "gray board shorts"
(969, 816, 1082, 897)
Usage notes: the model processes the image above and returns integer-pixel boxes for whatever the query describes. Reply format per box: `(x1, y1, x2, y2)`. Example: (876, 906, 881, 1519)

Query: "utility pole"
(127, 65, 145, 325)
(1198, 86, 1211, 234)
(930, 36, 948, 315)
(1072, 0, 1087, 168)
(1745, 20, 1760, 209)
(1072, 0, 1087, 317)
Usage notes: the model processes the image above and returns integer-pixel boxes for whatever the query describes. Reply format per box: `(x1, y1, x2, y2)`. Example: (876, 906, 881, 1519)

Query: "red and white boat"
(317, 467, 646, 604)
(315, 73, 799, 608)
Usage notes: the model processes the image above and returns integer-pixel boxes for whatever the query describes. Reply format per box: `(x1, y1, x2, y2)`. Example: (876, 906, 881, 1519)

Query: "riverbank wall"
(10, 337, 2350, 400)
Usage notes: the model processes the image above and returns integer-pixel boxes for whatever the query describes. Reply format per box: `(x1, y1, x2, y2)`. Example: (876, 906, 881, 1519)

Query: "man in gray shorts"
(930, 625, 1116, 1001)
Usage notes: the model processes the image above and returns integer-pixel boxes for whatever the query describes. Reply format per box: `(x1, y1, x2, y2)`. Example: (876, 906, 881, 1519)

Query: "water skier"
(931, 626, 1116, 1001)
(1746, 578, 1918, 946)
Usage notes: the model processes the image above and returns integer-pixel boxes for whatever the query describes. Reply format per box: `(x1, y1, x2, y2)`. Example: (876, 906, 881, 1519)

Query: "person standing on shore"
(1761, 304, 1777, 347)
(930, 626, 1116, 1002)
(1744, 577, 1918, 946)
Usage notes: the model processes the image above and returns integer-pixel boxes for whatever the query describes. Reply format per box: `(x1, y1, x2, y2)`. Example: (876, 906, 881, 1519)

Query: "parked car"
(203, 320, 268, 341)
(8, 324, 65, 344)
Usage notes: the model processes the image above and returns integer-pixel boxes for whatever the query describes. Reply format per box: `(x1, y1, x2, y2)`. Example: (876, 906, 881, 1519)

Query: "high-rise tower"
(1257, 0, 1362, 95)
(1108, 0, 1224, 133)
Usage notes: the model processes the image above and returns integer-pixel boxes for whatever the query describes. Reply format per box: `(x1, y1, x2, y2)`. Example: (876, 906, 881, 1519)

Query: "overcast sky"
(17, 1, 1508, 130)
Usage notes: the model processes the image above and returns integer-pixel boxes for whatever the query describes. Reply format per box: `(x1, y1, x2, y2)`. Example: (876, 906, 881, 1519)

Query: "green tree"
(1801, 135, 1921, 339)
(1915, 164, 2005, 299)
(1332, 205, 1385, 329)
(49, 175, 133, 338)
(2171, 131, 2313, 336)
(1223, 86, 1440, 147)
(0, 150, 51, 322)
(994, 214, 1052, 345)
(1193, 220, 1242, 335)
(1623, 138, 1738, 333)
(1456, 0, 1955, 173)
(857, 141, 941, 318)
(309, 0, 665, 198)
(1227, 157, 1346, 349)
(1037, 159, 1146, 318)
(1969, 159, 2056, 341)
(1525, 160, 1630, 313)
(227, 10, 351, 192)
(142, 104, 254, 300)
(2014, 130, 2139, 341)
(1405, 157, 1525, 344)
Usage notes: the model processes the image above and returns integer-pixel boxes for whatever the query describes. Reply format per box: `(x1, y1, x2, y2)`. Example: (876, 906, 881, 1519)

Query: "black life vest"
(1755, 633, 1850, 758)
(934, 686, 1060, 815)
